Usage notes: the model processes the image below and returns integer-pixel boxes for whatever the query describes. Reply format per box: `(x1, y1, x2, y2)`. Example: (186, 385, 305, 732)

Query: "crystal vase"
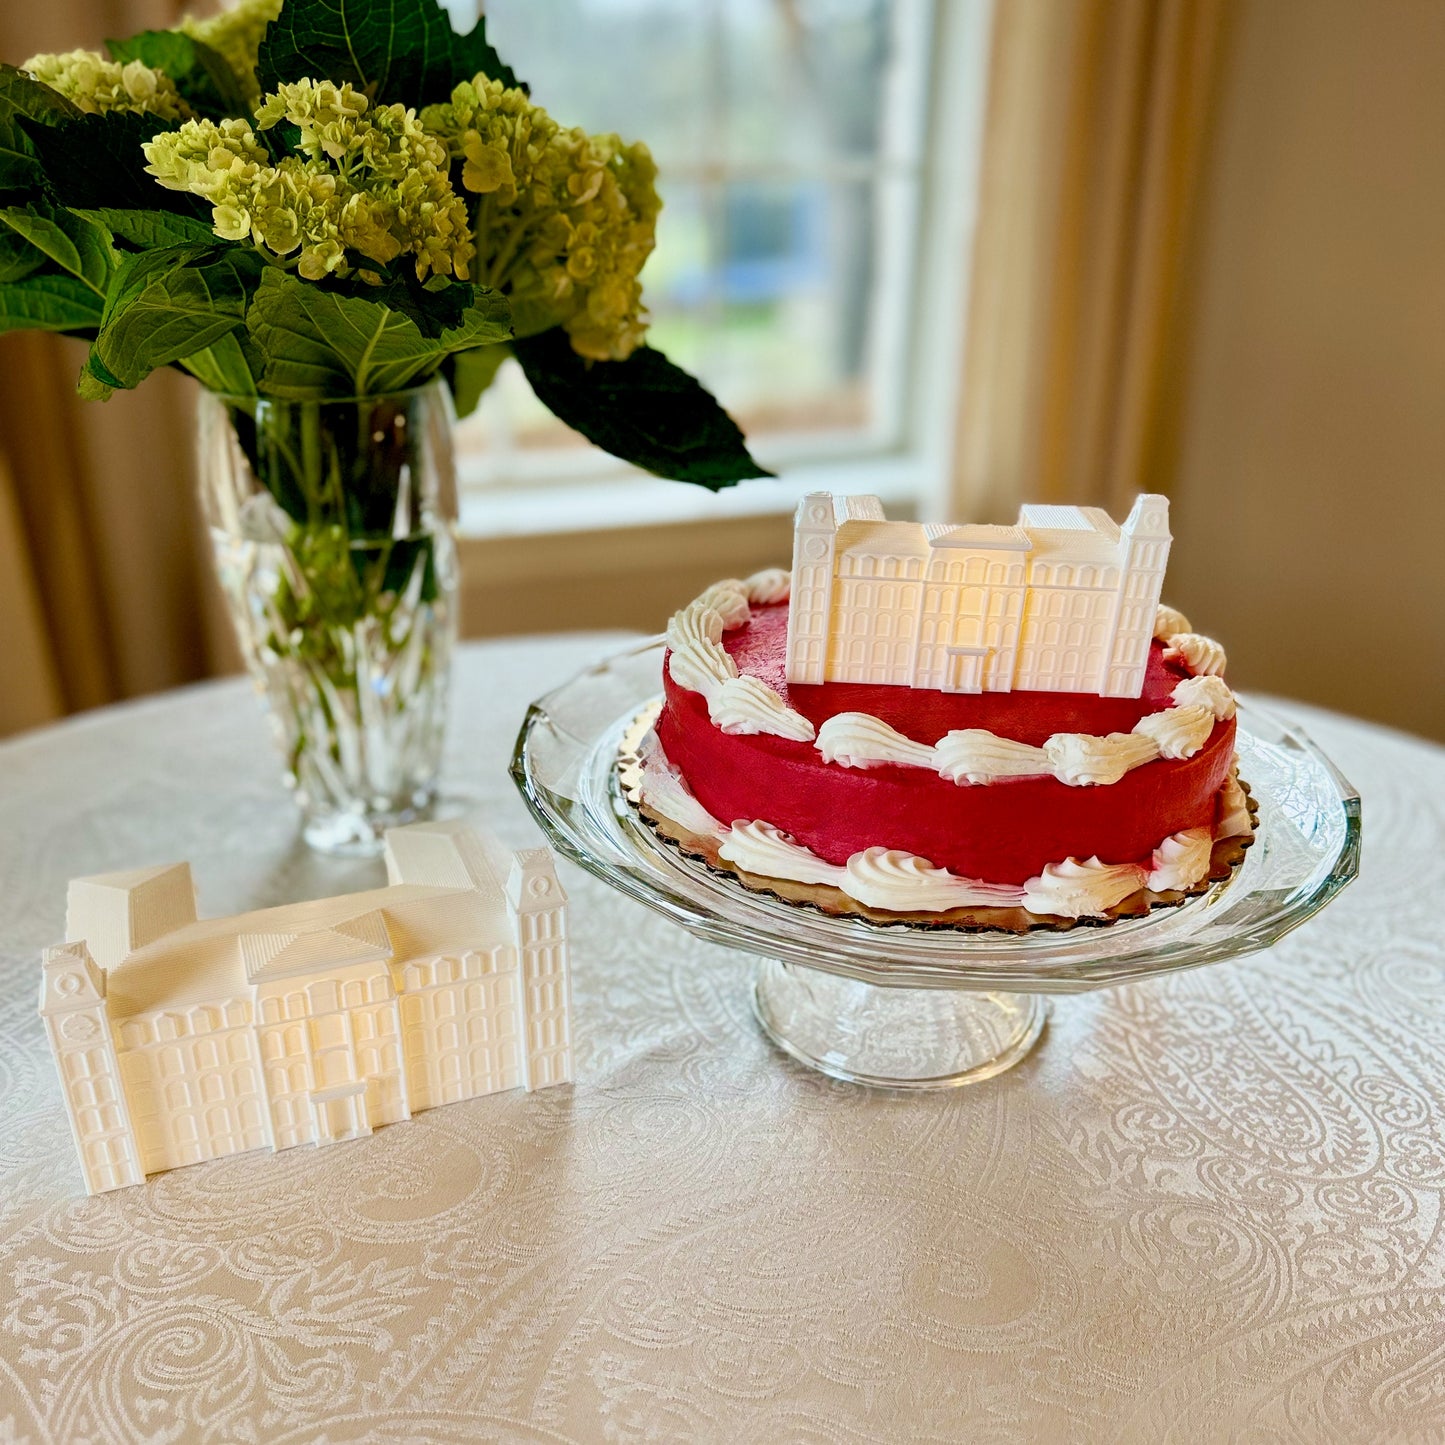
(196, 381, 459, 856)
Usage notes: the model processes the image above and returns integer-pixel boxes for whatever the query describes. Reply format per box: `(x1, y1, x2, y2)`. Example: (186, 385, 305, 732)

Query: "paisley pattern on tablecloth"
(0, 640, 1442, 1443)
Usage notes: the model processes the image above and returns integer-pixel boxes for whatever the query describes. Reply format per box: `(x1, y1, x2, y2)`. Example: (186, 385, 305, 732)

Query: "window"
(447, 0, 994, 533)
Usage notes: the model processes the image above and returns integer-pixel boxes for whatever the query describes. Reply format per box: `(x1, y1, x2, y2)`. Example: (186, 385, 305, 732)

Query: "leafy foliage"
(447, 15, 526, 95)
(22, 109, 197, 212)
(179, 329, 262, 396)
(0, 273, 105, 335)
(0, 64, 81, 190)
(446, 342, 509, 418)
(76, 208, 217, 251)
(90, 246, 263, 390)
(247, 267, 510, 396)
(0, 0, 767, 492)
(0, 202, 115, 292)
(514, 328, 774, 489)
(0, 226, 45, 283)
(256, 0, 523, 111)
(0, 201, 115, 336)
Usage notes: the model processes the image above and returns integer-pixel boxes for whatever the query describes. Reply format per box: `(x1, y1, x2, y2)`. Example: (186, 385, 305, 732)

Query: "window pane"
(647, 178, 876, 434)
(466, 0, 924, 482)
(718, 0, 892, 166)
(483, 1, 711, 167)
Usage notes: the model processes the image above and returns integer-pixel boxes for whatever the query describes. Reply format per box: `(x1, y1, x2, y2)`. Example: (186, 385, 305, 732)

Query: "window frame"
(454, 0, 998, 539)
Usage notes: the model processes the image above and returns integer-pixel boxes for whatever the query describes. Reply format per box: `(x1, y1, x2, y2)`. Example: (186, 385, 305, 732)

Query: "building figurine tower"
(1104, 493, 1173, 696)
(40, 821, 574, 1195)
(785, 493, 843, 683)
(784, 491, 1173, 700)
(505, 848, 572, 1090)
(40, 943, 145, 1194)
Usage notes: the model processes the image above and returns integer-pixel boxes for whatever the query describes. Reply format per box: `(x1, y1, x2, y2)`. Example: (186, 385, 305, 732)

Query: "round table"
(0, 637, 1442, 1443)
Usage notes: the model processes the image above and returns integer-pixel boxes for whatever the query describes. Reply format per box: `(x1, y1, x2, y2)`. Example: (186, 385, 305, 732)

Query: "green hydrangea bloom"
(422, 76, 660, 361)
(144, 82, 475, 285)
(22, 49, 191, 121)
(179, 0, 283, 109)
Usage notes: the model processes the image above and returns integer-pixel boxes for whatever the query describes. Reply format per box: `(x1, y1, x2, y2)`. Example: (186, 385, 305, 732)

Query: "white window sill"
(456, 451, 929, 539)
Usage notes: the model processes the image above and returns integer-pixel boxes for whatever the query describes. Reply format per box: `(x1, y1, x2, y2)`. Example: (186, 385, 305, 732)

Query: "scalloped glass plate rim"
(511, 636, 1361, 995)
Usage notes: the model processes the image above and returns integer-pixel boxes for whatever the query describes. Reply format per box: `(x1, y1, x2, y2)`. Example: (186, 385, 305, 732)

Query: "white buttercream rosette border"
(664, 574, 1237, 789)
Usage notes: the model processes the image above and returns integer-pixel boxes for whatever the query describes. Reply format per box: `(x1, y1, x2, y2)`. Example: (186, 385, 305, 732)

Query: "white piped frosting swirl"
(742, 567, 791, 605)
(1165, 631, 1228, 677)
(666, 594, 813, 740)
(1020, 857, 1149, 918)
(714, 675, 816, 740)
(933, 730, 1049, 784)
(843, 849, 1023, 912)
(1154, 603, 1193, 639)
(719, 821, 840, 887)
(1216, 762, 1252, 838)
(1171, 674, 1236, 719)
(816, 713, 936, 769)
(1044, 732, 1160, 786)
(636, 734, 727, 840)
(1132, 703, 1216, 760)
(1149, 828, 1213, 890)
(665, 600, 735, 699)
(695, 580, 751, 630)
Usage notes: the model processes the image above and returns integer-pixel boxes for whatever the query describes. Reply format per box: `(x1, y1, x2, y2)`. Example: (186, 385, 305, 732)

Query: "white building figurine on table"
(786, 492, 1172, 698)
(39, 821, 571, 1195)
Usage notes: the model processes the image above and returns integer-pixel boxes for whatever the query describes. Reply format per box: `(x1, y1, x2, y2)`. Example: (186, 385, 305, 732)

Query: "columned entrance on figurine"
(944, 647, 988, 693)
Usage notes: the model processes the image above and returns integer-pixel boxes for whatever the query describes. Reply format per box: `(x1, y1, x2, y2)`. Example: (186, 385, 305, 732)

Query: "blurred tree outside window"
(459, 0, 979, 512)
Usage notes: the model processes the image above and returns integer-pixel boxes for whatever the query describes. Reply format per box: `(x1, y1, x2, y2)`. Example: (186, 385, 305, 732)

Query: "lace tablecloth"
(1, 636, 1442, 1443)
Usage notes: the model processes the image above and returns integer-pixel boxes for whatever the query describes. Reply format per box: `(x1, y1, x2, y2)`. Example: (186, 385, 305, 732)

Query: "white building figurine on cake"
(39, 820, 571, 1195)
(786, 492, 1173, 698)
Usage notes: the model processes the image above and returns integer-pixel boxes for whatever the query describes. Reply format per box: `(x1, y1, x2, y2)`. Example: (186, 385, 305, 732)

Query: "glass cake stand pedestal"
(512, 639, 1361, 1090)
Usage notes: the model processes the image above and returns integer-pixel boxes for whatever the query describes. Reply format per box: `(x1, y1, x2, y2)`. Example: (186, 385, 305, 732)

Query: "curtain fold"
(952, 0, 1233, 521)
(0, 452, 65, 735)
(0, 0, 237, 735)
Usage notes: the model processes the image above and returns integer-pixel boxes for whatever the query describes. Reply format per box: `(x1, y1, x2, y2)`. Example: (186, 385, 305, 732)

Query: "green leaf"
(84, 348, 125, 389)
(91, 247, 262, 389)
(106, 31, 249, 121)
(0, 64, 82, 190)
(256, 0, 525, 110)
(21, 108, 197, 213)
(180, 328, 261, 396)
(446, 342, 509, 418)
(98, 241, 216, 325)
(77, 346, 124, 399)
(0, 121, 38, 191)
(0, 202, 116, 294)
(511, 329, 774, 489)
(367, 272, 479, 338)
(0, 65, 82, 126)
(247, 268, 512, 397)
(77, 368, 115, 401)
(0, 203, 118, 336)
(0, 227, 45, 283)
(75, 208, 217, 251)
(0, 273, 105, 334)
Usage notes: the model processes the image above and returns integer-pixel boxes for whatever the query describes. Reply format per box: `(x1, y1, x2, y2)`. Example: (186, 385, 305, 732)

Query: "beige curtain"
(0, 0, 236, 737)
(952, 0, 1233, 522)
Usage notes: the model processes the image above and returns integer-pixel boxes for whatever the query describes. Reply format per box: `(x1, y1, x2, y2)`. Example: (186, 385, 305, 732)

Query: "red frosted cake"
(634, 492, 1253, 927)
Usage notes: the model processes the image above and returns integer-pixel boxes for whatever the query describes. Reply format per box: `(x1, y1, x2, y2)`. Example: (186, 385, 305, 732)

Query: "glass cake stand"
(511, 638, 1361, 1090)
